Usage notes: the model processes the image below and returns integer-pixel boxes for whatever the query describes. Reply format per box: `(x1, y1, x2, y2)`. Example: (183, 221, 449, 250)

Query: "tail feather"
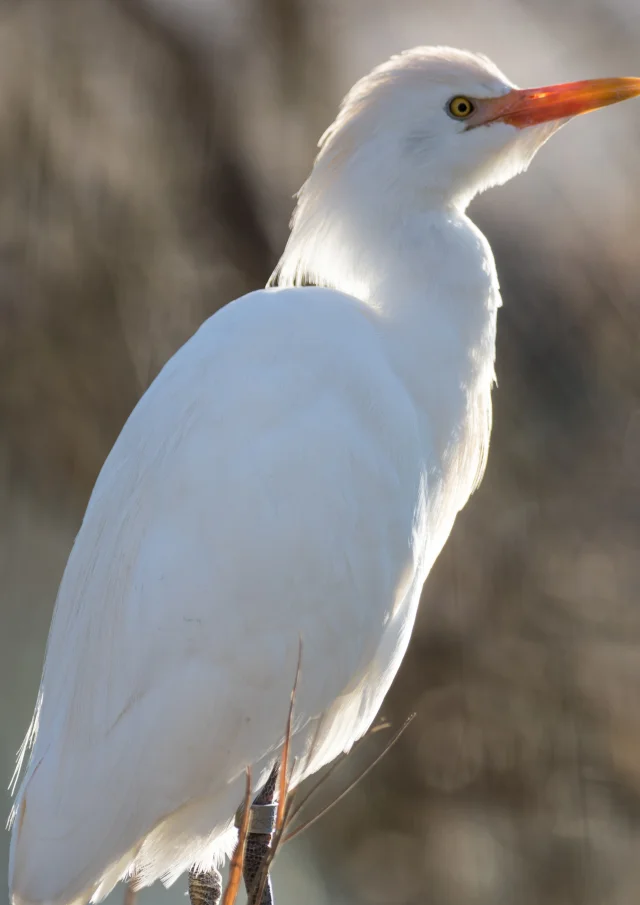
(9, 748, 134, 905)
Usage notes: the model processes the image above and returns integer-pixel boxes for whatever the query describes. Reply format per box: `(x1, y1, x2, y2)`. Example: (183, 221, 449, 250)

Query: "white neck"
(272, 186, 500, 519)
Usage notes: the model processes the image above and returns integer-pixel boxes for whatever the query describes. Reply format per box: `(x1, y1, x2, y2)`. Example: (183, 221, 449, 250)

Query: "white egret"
(8, 46, 640, 905)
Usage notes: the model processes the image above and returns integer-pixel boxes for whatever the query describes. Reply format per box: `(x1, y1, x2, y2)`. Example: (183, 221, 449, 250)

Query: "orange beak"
(474, 77, 640, 129)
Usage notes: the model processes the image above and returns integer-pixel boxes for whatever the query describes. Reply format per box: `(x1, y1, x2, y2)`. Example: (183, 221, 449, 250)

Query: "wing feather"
(10, 287, 423, 905)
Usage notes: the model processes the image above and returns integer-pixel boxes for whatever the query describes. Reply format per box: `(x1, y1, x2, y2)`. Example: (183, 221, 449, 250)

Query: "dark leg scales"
(188, 866, 223, 905)
(243, 763, 279, 905)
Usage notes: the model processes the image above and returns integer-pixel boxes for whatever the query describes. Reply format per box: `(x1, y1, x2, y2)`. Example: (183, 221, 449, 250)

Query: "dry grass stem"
(221, 768, 252, 905)
(122, 879, 137, 905)
(283, 713, 416, 843)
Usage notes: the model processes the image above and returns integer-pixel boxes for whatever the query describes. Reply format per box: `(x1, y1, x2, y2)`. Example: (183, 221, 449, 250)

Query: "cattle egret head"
(297, 47, 640, 213)
(276, 46, 640, 295)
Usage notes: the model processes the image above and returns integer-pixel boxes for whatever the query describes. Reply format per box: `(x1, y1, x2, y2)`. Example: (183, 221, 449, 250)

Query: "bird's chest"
(351, 381, 491, 725)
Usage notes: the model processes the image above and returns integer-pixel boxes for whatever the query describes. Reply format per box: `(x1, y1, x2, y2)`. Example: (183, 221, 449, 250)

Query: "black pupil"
(457, 101, 468, 113)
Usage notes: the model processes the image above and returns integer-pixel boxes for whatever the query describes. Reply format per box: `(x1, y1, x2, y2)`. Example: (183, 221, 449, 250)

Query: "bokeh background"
(2, 0, 640, 903)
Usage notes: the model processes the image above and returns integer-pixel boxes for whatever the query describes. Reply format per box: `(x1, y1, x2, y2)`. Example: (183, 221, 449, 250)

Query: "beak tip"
(491, 76, 640, 129)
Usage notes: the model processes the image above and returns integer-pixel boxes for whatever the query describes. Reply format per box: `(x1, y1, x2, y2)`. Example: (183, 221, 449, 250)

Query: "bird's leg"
(241, 761, 279, 905)
(188, 866, 223, 905)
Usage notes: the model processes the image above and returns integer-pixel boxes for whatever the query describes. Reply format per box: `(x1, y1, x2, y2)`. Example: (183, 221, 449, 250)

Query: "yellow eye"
(448, 96, 475, 119)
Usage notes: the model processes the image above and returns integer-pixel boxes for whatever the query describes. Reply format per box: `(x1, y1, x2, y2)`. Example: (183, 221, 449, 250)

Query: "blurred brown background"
(1, 0, 640, 903)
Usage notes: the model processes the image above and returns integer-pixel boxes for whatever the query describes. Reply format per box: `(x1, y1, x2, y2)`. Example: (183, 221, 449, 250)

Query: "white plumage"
(8, 46, 640, 905)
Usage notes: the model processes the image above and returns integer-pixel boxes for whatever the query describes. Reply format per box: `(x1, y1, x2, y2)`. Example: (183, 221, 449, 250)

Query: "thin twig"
(251, 796, 288, 905)
(250, 646, 302, 905)
(123, 879, 137, 905)
(284, 715, 394, 829)
(283, 750, 348, 830)
(283, 713, 416, 843)
(277, 639, 303, 832)
(222, 767, 252, 905)
(370, 720, 392, 733)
